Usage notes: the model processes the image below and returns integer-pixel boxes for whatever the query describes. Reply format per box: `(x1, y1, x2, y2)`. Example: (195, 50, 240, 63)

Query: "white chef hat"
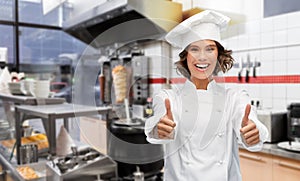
(165, 10, 230, 49)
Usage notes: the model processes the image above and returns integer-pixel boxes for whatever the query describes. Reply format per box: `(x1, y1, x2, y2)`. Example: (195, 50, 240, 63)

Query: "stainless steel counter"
(15, 104, 112, 164)
(0, 93, 66, 130)
(240, 143, 300, 161)
(0, 142, 117, 181)
(0, 93, 65, 105)
(0, 145, 24, 180)
(0, 144, 47, 181)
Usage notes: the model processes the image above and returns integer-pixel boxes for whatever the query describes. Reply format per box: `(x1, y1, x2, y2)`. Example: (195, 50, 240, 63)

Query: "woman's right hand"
(157, 98, 176, 139)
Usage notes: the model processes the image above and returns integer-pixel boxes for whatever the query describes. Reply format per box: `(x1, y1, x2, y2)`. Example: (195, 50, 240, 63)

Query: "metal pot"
(19, 144, 38, 164)
(21, 126, 33, 137)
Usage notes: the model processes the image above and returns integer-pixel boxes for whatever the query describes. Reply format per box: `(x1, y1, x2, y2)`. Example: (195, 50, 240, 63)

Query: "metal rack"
(14, 103, 111, 164)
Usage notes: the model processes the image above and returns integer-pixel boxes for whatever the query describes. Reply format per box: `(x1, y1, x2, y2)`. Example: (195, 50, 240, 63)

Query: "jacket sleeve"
(231, 89, 269, 152)
(144, 90, 178, 144)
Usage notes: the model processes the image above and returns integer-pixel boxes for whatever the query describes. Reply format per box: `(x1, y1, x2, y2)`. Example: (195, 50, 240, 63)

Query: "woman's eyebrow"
(207, 44, 217, 48)
(189, 44, 217, 48)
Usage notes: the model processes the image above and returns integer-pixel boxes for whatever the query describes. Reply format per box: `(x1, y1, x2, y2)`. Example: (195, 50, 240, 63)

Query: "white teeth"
(195, 64, 209, 69)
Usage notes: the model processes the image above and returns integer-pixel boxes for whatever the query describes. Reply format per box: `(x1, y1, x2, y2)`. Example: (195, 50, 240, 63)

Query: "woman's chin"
(191, 72, 211, 80)
(191, 75, 210, 81)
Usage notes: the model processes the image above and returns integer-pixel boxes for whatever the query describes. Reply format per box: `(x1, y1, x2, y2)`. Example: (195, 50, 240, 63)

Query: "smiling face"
(186, 40, 218, 81)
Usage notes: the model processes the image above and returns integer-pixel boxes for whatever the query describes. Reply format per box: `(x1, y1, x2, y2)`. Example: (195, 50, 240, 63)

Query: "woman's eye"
(189, 48, 199, 52)
(206, 47, 215, 51)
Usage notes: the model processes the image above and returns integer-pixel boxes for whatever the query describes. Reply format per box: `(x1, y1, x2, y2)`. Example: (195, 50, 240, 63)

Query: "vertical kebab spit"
(112, 65, 127, 103)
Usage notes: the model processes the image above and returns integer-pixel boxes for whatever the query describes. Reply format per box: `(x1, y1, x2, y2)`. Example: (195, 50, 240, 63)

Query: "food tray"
(0, 134, 49, 154)
(15, 161, 47, 181)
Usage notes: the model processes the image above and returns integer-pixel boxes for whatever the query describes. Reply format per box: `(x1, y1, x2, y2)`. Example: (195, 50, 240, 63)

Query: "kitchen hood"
(63, 0, 182, 48)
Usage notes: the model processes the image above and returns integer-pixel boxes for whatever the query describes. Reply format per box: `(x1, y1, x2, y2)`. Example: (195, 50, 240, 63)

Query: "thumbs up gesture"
(157, 99, 176, 139)
(240, 104, 260, 146)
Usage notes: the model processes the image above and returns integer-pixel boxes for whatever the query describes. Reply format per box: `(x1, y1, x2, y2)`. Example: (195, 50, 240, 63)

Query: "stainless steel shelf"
(14, 103, 111, 164)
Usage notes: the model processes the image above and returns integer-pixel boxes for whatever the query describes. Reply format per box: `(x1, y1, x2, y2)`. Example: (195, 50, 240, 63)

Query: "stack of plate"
(8, 82, 23, 95)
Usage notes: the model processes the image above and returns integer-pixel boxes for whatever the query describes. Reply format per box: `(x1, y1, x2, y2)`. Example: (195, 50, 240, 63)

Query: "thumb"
(242, 104, 251, 127)
(165, 98, 173, 120)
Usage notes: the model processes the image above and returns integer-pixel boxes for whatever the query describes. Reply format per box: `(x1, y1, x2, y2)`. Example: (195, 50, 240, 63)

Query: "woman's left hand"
(240, 104, 260, 146)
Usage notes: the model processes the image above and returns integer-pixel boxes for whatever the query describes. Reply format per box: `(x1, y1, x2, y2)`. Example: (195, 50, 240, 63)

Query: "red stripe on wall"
(220, 75, 300, 84)
(149, 78, 167, 84)
(149, 75, 300, 84)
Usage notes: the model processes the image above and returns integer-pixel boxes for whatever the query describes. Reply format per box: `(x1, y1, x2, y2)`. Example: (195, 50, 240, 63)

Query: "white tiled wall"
(222, 2, 300, 110)
(143, 41, 176, 95)
(144, 0, 300, 110)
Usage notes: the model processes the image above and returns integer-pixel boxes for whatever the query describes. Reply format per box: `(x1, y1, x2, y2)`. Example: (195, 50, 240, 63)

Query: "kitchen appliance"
(257, 109, 288, 143)
(131, 56, 149, 104)
(100, 50, 162, 179)
(46, 147, 117, 181)
(63, 0, 182, 47)
(287, 103, 300, 142)
(277, 103, 300, 152)
(99, 54, 150, 106)
(108, 118, 164, 179)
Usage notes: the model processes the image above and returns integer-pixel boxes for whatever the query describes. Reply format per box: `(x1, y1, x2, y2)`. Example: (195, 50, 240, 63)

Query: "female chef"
(144, 10, 268, 181)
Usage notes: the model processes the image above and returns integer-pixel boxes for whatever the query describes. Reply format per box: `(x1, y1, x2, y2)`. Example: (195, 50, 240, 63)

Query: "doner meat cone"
(112, 65, 127, 103)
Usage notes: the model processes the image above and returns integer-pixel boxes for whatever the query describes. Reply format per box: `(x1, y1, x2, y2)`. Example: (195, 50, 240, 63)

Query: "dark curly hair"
(175, 41, 234, 79)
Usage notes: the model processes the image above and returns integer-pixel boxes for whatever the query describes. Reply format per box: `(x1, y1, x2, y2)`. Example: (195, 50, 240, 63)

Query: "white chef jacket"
(145, 79, 268, 181)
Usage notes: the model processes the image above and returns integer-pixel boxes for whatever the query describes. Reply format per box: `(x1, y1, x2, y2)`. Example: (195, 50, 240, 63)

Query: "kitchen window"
(19, 26, 85, 64)
(0, 0, 14, 21)
(0, 24, 14, 64)
(18, 0, 72, 27)
(0, 0, 88, 98)
(264, 0, 300, 17)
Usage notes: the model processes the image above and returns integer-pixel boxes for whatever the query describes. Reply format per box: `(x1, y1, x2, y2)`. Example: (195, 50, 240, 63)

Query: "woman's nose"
(196, 51, 207, 61)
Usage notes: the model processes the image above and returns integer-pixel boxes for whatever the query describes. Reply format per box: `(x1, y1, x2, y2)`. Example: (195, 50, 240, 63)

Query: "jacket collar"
(184, 79, 217, 91)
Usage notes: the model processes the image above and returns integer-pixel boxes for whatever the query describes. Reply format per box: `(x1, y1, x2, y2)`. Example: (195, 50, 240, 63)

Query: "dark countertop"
(240, 142, 300, 161)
